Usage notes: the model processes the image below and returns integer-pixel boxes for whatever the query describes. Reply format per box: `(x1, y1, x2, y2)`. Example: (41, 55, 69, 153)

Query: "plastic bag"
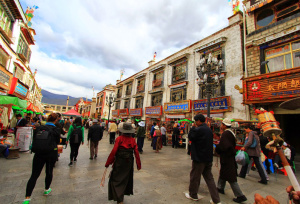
(235, 150, 250, 166)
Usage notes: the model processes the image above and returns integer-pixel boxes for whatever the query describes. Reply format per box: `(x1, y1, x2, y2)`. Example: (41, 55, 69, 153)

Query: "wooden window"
(126, 83, 132, 95)
(14, 66, 24, 81)
(0, 48, 9, 68)
(171, 87, 186, 102)
(117, 88, 122, 98)
(0, 6, 12, 35)
(151, 93, 163, 106)
(135, 97, 144, 108)
(124, 100, 130, 109)
(172, 60, 187, 83)
(264, 40, 300, 73)
(153, 70, 164, 88)
(137, 79, 145, 93)
(115, 102, 120, 110)
(17, 36, 31, 62)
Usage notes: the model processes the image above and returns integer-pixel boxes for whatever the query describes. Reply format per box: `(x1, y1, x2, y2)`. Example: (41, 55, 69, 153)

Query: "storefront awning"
(166, 114, 185, 119)
(0, 95, 27, 108)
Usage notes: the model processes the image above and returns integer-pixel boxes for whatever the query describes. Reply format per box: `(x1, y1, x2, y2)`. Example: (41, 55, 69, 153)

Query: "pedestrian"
(238, 125, 268, 184)
(161, 123, 167, 146)
(105, 122, 141, 204)
(108, 120, 118, 144)
(172, 123, 180, 148)
(215, 118, 247, 203)
(87, 119, 103, 160)
(185, 114, 221, 204)
(64, 118, 71, 132)
(22, 113, 60, 204)
(15, 113, 28, 136)
(136, 121, 145, 154)
(66, 117, 84, 166)
(153, 125, 162, 153)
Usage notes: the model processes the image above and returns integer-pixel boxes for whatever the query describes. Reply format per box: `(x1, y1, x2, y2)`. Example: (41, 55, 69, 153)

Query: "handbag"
(245, 136, 257, 148)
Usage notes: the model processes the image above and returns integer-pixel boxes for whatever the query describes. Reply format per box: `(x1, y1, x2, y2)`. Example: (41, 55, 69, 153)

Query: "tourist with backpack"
(66, 117, 84, 166)
(22, 113, 60, 204)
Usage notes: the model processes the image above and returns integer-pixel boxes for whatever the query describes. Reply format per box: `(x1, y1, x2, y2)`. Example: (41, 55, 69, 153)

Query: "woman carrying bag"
(105, 122, 141, 204)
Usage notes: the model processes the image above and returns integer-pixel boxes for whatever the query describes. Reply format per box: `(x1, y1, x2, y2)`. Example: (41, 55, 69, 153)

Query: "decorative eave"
(21, 27, 35, 45)
(149, 88, 164, 94)
(149, 64, 166, 72)
(247, 0, 274, 13)
(168, 53, 190, 65)
(132, 93, 145, 98)
(124, 79, 134, 84)
(135, 73, 147, 79)
(194, 37, 227, 52)
(169, 81, 188, 89)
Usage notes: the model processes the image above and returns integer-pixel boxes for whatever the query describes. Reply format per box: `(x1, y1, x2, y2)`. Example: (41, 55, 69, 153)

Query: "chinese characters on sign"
(163, 100, 190, 113)
(119, 109, 129, 116)
(244, 68, 300, 104)
(145, 106, 162, 115)
(129, 108, 142, 116)
(193, 96, 231, 113)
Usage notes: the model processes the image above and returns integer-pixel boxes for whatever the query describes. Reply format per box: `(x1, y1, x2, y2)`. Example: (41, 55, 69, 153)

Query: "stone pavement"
(0, 130, 299, 204)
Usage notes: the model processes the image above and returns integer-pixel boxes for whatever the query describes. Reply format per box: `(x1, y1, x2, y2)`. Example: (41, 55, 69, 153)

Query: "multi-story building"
(43, 103, 74, 115)
(96, 84, 116, 119)
(112, 12, 246, 129)
(0, 1, 43, 118)
(243, 0, 300, 151)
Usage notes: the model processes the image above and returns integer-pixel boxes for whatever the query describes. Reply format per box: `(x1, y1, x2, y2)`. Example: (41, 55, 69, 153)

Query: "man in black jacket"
(88, 119, 103, 160)
(185, 114, 221, 204)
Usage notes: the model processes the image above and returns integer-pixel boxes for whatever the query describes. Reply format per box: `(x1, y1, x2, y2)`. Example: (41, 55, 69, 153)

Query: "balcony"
(152, 79, 162, 88)
(137, 85, 145, 93)
(0, 25, 13, 44)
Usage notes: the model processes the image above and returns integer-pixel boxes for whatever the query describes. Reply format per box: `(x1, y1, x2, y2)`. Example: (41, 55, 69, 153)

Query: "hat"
(283, 142, 288, 146)
(154, 125, 159, 130)
(138, 121, 145, 127)
(127, 119, 132, 123)
(93, 119, 98, 123)
(118, 122, 135, 133)
(222, 118, 232, 126)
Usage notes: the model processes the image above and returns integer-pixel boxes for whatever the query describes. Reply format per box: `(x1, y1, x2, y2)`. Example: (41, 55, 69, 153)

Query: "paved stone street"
(0, 130, 299, 204)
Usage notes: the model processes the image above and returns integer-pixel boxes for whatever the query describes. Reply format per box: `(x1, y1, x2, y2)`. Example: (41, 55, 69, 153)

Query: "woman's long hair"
(74, 117, 82, 126)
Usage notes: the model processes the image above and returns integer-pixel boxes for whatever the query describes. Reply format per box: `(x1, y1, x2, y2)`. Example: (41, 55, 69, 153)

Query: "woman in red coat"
(105, 122, 141, 204)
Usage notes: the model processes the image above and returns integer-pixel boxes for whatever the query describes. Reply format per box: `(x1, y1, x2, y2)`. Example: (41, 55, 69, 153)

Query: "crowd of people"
(1, 112, 298, 204)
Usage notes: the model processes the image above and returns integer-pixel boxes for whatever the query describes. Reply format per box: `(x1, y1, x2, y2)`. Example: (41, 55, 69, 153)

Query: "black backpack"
(31, 125, 57, 154)
(70, 126, 83, 144)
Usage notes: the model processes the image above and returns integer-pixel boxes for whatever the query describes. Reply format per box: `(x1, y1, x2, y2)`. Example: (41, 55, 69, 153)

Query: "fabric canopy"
(0, 96, 27, 108)
(62, 109, 81, 117)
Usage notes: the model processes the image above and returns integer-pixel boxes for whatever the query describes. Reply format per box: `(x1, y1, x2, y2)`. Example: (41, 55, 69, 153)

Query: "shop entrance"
(275, 114, 300, 154)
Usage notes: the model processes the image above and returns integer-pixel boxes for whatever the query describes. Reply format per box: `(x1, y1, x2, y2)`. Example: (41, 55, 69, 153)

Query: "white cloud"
(20, 0, 233, 98)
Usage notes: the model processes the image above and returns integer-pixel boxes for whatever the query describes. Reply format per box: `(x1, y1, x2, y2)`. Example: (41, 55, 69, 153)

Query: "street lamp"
(196, 53, 225, 118)
(106, 92, 115, 129)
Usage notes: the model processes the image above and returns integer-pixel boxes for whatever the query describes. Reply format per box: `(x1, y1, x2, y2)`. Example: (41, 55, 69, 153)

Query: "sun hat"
(93, 119, 98, 123)
(138, 121, 145, 127)
(222, 118, 232, 126)
(154, 125, 159, 130)
(118, 122, 135, 133)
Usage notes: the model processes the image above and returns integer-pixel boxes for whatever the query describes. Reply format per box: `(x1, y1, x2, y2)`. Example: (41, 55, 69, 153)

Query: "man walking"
(215, 118, 247, 203)
(185, 114, 221, 204)
(87, 119, 103, 160)
(136, 121, 146, 153)
(108, 120, 117, 144)
(161, 123, 167, 146)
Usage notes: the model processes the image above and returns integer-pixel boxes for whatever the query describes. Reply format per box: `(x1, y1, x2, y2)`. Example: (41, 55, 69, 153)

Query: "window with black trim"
(124, 99, 130, 109)
(17, 36, 32, 63)
(171, 87, 186, 102)
(126, 83, 132, 95)
(172, 60, 187, 83)
(137, 79, 145, 93)
(153, 70, 164, 88)
(135, 97, 144, 108)
(117, 88, 122, 98)
(0, 48, 9, 68)
(151, 93, 163, 106)
(115, 102, 120, 110)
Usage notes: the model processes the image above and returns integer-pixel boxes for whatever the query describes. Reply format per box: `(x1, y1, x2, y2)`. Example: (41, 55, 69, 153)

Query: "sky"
(19, 0, 233, 98)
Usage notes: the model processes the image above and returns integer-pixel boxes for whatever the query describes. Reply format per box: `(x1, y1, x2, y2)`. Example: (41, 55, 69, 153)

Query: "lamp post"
(196, 53, 225, 118)
(106, 92, 115, 129)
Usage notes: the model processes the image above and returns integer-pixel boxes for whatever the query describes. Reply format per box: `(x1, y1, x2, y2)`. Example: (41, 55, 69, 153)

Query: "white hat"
(138, 121, 145, 127)
(222, 118, 232, 126)
(154, 125, 159, 130)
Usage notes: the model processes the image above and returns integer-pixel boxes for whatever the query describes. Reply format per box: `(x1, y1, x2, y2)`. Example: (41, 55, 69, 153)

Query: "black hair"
(47, 113, 58, 122)
(246, 125, 255, 130)
(32, 117, 39, 122)
(56, 113, 62, 117)
(1, 130, 8, 135)
(16, 114, 22, 117)
(153, 122, 157, 126)
(74, 117, 82, 126)
(194, 114, 205, 122)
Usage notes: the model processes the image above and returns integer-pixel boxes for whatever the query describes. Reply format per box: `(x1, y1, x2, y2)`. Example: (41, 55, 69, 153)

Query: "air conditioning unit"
(276, 3, 300, 19)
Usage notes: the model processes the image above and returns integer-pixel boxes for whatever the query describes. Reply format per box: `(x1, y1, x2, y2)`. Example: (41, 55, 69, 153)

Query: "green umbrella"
(12, 106, 20, 110)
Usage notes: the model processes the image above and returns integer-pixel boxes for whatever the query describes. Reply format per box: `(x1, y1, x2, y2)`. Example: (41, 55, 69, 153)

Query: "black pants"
(172, 134, 178, 148)
(162, 134, 166, 146)
(137, 137, 145, 152)
(239, 156, 267, 183)
(70, 143, 81, 161)
(25, 152, 57, 197)
(110, 132, 116, 144)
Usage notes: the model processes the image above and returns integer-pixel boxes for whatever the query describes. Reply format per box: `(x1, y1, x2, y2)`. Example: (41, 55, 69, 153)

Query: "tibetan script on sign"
(119, 109, 129, 116)
(244, 67, 300, 104)
(112, 110, 119, 116)
(145, 106, 162, 115)
(163, 100, 190, 113)
(193, 96, 231, 113)
(129, 108, 142, 116)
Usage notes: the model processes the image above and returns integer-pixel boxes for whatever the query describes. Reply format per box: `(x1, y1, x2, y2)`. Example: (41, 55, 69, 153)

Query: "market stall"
(145, 106, 162, 140)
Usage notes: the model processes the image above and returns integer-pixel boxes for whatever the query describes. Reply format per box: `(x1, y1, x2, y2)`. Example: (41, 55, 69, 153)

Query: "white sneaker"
(210, 199, 222, 204)
(185, 192, 199, 201)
